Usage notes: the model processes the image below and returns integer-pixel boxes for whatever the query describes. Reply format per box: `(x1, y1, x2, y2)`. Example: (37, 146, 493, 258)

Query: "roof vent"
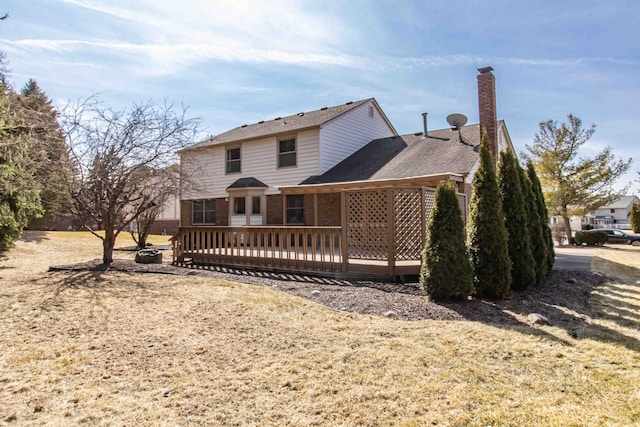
(275, 117, 282, 120)
(241, 124, 248, 128)
(258, 120, 264, 124)
(414, 131, 424, 136)
(320, 106, 328, 110)
(297, 112, 304, 117)
(345, 101, 353, 105)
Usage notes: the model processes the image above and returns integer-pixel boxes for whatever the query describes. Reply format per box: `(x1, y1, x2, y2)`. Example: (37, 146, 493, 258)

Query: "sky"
(2, 0, 638, 192)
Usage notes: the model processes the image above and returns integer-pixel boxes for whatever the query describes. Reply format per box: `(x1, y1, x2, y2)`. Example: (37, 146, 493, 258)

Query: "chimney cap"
(478, 66, 494, 74)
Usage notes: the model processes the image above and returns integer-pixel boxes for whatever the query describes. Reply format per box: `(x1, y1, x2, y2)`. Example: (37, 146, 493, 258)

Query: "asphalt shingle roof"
(184, 99, 372, 151)
(302, 123, 492, 185)
(227, 177, 268, 189)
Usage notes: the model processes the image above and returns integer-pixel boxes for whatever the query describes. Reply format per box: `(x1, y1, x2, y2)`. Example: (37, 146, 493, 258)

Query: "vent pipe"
(421, 112, 428, 138)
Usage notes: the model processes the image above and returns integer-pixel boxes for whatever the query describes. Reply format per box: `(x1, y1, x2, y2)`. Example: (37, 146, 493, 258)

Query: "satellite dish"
(446, 113, 468, 130)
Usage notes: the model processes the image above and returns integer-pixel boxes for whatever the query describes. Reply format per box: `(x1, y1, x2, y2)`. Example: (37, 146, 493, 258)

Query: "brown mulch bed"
(49, 259, 607, 328)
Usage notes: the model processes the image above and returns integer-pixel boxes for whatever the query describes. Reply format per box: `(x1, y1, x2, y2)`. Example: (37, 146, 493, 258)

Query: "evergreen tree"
(527, 161, 555, 274)
(519, 165, 547, 285)
(0, 78, 43, 249)
(18, 79, 71, 225)
(467, 129, 511, 299)
(525, 115, 631, 241)
(420, 182, 474, 300)
(498, 150, 535, 291)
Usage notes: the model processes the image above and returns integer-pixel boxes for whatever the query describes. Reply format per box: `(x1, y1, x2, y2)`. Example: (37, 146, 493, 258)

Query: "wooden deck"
(172, 226, 422, 279)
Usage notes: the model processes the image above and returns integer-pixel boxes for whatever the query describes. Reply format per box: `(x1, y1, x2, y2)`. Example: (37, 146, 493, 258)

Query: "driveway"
(553, 246, 597, 271)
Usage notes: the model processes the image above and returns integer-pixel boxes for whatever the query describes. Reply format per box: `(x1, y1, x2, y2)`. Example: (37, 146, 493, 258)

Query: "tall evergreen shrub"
(467, 130, 511, 299)
(527, 161, 555, 275)
(420, 182, 474, 300)
(518, 165, 546, 285)
(498, 151, 535, 291)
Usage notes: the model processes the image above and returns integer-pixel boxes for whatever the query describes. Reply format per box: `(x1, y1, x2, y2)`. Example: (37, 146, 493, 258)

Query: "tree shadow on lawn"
(185, 263, 640, 351)
(20, 230, 50, 243)
(25, 267, 174, 323)
(32, 259, 640, 353)
(442, 269, 640, 353)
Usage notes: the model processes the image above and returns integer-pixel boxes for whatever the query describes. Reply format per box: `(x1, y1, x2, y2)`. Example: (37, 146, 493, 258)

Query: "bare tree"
(61, 98, 200, 265)
(128, 164, 180, 248)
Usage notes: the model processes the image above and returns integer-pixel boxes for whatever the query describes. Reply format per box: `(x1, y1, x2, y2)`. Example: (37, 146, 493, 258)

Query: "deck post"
(421, 187, 427, 249)
(340, 190, 348, 273)
(387, 188, 395, 277)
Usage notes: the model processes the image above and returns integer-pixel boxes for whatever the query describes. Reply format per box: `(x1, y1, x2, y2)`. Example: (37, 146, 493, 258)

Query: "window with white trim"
(278, 138, 296, 168)
(233, 197, 246, 215)
(252, 196, 261, 215)
(226, 147, 241, 174)
(192, 199, 215, 225)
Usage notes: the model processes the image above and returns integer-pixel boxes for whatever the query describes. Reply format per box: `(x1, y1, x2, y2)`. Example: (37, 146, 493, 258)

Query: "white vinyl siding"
(319, 100, 395, 173)
(180, 129, 320, 200)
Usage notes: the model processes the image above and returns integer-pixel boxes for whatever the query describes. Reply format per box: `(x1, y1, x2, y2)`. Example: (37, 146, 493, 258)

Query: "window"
(226, 147, 241, 174)
(252, 196, 261, 215)
(233, 197, 246, 215)
(286, 195, 304, 224)
(192, 199, 215, 224)
(610, 209, 616, 214)
(278, 138, 296, 168)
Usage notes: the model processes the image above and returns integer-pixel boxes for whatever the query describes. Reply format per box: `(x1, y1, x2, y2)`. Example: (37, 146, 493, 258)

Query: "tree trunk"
(103, 229, 116, 264)
(562, 210, 572, 245)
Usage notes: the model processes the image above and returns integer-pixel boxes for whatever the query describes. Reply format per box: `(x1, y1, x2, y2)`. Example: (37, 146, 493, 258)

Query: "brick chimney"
(477, 66, 498, 164)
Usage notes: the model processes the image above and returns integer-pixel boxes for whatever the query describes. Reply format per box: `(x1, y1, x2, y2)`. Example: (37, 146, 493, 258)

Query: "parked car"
(596, 229, 640, 245)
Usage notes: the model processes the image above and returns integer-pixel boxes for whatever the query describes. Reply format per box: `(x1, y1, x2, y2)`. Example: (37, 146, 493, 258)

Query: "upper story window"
(192, 199, 215, 225)
(286, 195, 304, 224)
(226, 147, 241, 174)
(278, 138, 296, 168)
(610, 209, 616, 214)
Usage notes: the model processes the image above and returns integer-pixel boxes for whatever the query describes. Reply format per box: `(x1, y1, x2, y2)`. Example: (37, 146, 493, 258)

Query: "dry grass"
(1, 232, 639, 426)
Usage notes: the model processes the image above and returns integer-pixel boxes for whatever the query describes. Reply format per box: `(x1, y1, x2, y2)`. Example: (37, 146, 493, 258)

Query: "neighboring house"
(174, 67, 516, 278)
(590, 195, 640, 229)
(129, 164, 181, 236)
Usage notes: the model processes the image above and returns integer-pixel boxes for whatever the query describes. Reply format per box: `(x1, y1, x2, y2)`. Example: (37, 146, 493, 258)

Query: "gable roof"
(302, 122, 493, 185)
(597, 195, 640, 210)
(183, 98, 384, 152)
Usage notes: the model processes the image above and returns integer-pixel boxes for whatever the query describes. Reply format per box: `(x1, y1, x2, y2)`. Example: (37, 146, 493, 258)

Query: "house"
(174, 67, 516, 278)
(590, 195, 640, 229)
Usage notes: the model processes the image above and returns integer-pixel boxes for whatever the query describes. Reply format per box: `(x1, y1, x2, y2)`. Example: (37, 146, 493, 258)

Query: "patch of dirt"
(50, 259, 606, 326)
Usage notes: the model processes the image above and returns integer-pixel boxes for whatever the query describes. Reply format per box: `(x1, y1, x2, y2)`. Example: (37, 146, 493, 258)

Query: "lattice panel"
(393, 188, 423, 260)
(346, 190, 389, 260)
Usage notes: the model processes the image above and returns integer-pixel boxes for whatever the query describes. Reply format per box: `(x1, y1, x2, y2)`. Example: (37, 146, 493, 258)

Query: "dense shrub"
(574, 230, 607, 246)
(528, 162, 555, 274)
(420, 182, 474, 300)
(498, 150, 535, 291)
(518, 165, 546, 285)
(467, 129, 511, 299)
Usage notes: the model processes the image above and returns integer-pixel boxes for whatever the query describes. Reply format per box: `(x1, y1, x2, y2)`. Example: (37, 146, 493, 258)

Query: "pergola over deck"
(172, 173, 467, 279)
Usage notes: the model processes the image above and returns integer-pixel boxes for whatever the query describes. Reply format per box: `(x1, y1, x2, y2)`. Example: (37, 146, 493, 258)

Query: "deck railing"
(172, 226, 345, 274)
